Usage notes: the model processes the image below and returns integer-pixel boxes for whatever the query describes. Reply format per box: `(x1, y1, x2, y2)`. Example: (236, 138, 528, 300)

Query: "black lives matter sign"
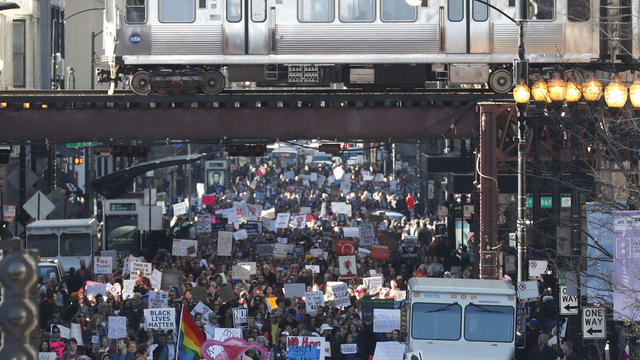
(144, 308, 176, 330)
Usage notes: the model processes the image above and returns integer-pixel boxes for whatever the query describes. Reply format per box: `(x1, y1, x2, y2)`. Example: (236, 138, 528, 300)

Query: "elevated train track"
(0, 90, 510, 142)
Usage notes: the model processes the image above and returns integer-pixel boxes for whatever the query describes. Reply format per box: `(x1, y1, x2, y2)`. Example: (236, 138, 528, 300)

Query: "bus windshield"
(105, 215, 140, 252)
(465, 304, 514, 342)
(271, 152, 297, 167)
(412, 302, 462, 341)
(60, 233, 92, 256)
(26, 234, 58, 258)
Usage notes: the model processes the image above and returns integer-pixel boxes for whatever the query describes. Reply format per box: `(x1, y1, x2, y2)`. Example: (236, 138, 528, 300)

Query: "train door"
(224, 0, 270, 54)
(443, 0, 490, 53)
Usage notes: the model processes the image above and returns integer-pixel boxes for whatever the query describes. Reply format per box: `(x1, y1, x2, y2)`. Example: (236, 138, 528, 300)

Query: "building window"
(159, 0, 196, 22)
(340, 0, 375, 22)
(227, 0, 242, 22)
(298, 0, 334, 22)
(125, 0, 146, 23)
(12, 20, 25, 88)
(381, 0, 416, 22)
(447, 0, 463, 22)
(526, 0, 554, 20)
(568, 0, 589, 21)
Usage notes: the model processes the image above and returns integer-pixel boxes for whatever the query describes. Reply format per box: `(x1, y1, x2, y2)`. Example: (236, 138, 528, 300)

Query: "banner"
(284, 283, 306, 298)
(197, 215, 212, 233)
(108, 316, 127, 339)
(305, 291, 325, 313)
(149, 290, 169, 308)
(129, 261, 152, 276)
(217, 231, 233, 256)
(331, 283, 351, 308)
(232, 307, 248, 328)
(94, 257, 112, 274)
(373, 309, 401, 333)
(144, 308, 176, 330)
(276, 213, 291, 228)
(613, 211, 640, 321)
(172, 239, 198, 257)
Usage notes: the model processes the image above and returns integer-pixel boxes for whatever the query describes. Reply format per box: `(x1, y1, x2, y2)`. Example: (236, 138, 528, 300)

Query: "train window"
(125, 0, 146, 24)
(447, 0, 463, 22)
(298, 0, 334, 22)
(159, 0, 196, 22)
(251, 0, 266, 21)
(381, 0, 416, 21)
(568, 0, 589, 21)
(227, 0, 243, 22)
(340, 0, 375, 21)
(472, 0, 488, 21)
(525, 0, 554, 20)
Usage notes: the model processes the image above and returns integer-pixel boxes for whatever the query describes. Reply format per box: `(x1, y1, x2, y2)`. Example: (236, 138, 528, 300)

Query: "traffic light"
(73, 156, 84, 165)
(0, 247, 38, 360)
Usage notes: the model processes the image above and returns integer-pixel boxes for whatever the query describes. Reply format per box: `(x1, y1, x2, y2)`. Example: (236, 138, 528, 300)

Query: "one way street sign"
(582, 307, 606, 339)
(560, 285, 578, 315)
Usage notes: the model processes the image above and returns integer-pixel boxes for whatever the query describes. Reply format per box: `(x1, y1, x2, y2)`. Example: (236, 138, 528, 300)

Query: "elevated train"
(98, 0, 640, 95)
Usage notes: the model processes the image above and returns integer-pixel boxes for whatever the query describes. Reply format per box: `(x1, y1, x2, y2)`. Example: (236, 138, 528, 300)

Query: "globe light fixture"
(531, 77, 550, 103)
(629, 76, 640, 108)
(548, 73, 567, 102)
(604, 74, 628, 108)
(582, 74, 603, 102)
(513, 80, 530, 104)
(565, 80, 582, 103)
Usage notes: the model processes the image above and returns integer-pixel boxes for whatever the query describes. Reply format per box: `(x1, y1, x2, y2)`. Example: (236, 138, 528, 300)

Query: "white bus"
(26, 218, 98, 273)
(407, 277, 516, 360)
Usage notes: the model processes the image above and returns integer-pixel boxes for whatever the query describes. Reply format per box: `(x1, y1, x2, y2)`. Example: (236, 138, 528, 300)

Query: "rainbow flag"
(177, 305, 205, 360)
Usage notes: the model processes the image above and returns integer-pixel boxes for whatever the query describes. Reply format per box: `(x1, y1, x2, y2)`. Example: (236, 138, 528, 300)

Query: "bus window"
(26, 234, 58, 258)
(105, 215, 140, 252)
(60, 233, 92, 256)
(411, 302, 462, 340)
(464, 304, 514, 342)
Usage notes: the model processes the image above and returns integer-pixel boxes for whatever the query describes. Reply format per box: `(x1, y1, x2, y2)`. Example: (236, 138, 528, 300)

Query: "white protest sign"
(94, 257, 112, 274)
(300, 207, 312, 214)
(372, 342, 405, 360)
(123, 255, 144, 275)
(232, 307, 248, 328)
(122, 280, 136, 299)
(149, 290, 169, 308)
(292, 215, 306, 229)
(284, 283, 306, 298)
(192, 302, 214, 325)
(405, 351, 424, 360)
(197, 215, 212, 233)
(373, 309, 401, 333)
(277, 237, 288, 244)
(238, 262, 257, 275)
(71, 323, 84, 345)
(39, 353, 57, 360)
(559, 285, 578, 315)
(144, 308, 176, 330)
(363, 276, 383, 295)
(129, 261, 152, 277)
(86, 283, 107, 298)
(528, 260, 548, 280)
(305, 291, 325, 313)
(51, 324, 70, 339)
(173, 202, 187, 216)
(332, 283, 351, 308)
(276, 213, 291, 229)
(341, 344, 357, 355)
(150, 269, 162, 290)
(108, 316, 127, 339)
(242, 204, 262, 221)
(273, 243, 288, 259)
(305, 265, 320, 274)
(332, 202, 352, 216)
(374, 173, 384, 182)
(582, 307, 606, 339)
(172, 239, 198, 257)
(233, 229, 248, 241)
(343, 227, 360, 238)
(217, 231, 233, 256)
(232, 265, 252, 281)
(517, 281, 540, 303)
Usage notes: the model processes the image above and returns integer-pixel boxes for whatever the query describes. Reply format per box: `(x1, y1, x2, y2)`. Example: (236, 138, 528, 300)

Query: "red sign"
(50, 341, 65, 359)
(370, 244, 389, 260)
(337, 240, 357, 255)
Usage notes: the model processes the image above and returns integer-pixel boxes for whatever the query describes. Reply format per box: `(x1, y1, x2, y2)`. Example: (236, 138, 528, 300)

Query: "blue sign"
(286, 346, 320, 360)
(129, 32, 142, 45)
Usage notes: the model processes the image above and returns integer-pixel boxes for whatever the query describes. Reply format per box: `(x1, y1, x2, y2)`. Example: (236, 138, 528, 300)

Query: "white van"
(407, 277, 516, 360)
(26, 218, 98, 273)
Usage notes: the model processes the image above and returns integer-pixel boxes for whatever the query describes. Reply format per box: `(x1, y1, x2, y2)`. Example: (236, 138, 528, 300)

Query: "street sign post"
(582, 307, 606, 339)
(559, 285, 578, 315)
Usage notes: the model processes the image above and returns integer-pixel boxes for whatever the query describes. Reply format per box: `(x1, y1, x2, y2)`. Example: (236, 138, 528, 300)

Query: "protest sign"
(86, 283, 107, 297)
(309, 248, 322, 258)
(144, 308, 176, 330)
(300, 206, 312, 214)
(161, 269, 183, 291)
(373, 342, 405, 360)
(287, 336, 327, 358)
(273, 243, 289, 259)
(202, 194, 216, 206)
(343, 227, 360, 239)
(94, 256, 112, 274)
(305, 264, 320, 274)
(71, 323, 84, 345)
(39, 353, 57, 360)
(108, 316, 127, 339)
(291, 215, 306, 229)
(287, 346, 320, 360)
(332, 283, 351, 308)
(370, 244, 389, 260)
(101, 250, 117, 267)
(218, 285, 236, 303)
(233, 229, 248, 241)
(362, 298, 395, 322)
(277, 237, 288, 244)
(305, 291, 325, 313)
(331, 202, 352, 216)
(48, 342, 65, 359)
(240, 221, 262, 239)
(51, 324, 70, 339)
(341, 344, 357, 355)
(123, 255, 145, 275)
(233, 307, 248, 328)
(337, 240, 357, 255)
(242, 204, 262, 220)
(232, 265, 252, 280)
(122, 280, 136, 299)
(339, 255, 357, 279)
(129, 261, 152, 277)
(261, 208, 276, 219)
(405, 352, 424, 360)
(172, 239, 198, 257)
(238, 262, 257, 274)
(359, 223, 378, 246)
(276, 213, 291, 228)
(257, 243, 274, 256)
(217, 231, 233, 256)
(149, 290, 168, 308)
(363, 276, 383, 295)
(173, 201, 187, 216)
(197, 215, 212, 233)
(150, 269, 162, 290)
(373, 309, 401, 333)
(191, 302, 214, 325)
(284, 283, 306, 298)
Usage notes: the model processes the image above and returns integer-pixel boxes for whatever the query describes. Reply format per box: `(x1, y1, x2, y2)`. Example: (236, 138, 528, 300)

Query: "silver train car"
(99, 0, 640, 95)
